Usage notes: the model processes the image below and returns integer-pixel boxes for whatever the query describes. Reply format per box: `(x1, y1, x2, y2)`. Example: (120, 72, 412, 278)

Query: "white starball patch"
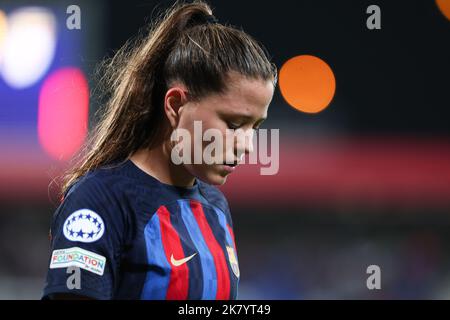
(63, 209, 105, 243)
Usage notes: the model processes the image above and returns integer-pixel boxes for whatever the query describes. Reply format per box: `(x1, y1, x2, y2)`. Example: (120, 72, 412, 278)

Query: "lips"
(220, 160, 240, 174)
(222, 161, 239, 167)
(221, 164, 236, 173)
(221, 155, 243, 167)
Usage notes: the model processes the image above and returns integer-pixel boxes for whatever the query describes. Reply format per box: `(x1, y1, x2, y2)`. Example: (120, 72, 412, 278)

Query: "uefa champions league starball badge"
(63, 209, 105, 243)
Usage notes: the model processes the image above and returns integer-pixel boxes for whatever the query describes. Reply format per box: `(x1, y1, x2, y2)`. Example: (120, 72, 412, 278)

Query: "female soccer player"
(43, 0, 276, 300)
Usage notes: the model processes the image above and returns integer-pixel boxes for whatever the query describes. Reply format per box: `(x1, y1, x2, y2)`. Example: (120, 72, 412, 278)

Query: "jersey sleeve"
(42, 175, 126, 300)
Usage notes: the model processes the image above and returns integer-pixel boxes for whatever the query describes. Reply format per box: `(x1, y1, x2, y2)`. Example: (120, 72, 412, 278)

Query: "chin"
(198, 173, 228, 186)
(191, 168, 228, 185)
(210, 175, 228, 185)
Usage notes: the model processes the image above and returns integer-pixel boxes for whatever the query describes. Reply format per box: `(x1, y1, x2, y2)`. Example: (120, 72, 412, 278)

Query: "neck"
(130, 140, 196, 188)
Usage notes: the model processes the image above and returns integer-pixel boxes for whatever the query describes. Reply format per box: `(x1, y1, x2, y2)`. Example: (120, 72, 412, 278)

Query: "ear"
(164, 87, 189, 128)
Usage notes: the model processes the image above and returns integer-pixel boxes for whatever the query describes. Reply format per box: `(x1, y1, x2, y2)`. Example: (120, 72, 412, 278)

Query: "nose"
(235, 128, 255, 158)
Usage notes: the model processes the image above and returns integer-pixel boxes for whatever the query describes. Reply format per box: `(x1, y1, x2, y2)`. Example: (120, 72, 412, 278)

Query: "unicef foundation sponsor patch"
(63, 209, 105, 243)
(49, 247, 106, 275)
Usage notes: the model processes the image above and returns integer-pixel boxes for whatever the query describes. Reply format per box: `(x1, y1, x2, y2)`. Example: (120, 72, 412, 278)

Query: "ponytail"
(61, 0, 277, 196)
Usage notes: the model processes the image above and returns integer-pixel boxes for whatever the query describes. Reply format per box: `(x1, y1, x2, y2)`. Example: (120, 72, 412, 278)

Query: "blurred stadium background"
(0, 0, 449, 299)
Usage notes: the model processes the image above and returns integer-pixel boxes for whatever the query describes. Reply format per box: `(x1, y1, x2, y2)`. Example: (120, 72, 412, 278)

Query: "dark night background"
(0, 0, 449, 299)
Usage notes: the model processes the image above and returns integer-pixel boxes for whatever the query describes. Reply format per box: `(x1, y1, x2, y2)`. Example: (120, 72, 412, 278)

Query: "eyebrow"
(224, 112, 267, 124)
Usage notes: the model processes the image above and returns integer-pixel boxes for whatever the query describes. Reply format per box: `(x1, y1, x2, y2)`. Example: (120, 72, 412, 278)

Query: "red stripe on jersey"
(157, 206, 189, 300)
(190, 200, 230, 300)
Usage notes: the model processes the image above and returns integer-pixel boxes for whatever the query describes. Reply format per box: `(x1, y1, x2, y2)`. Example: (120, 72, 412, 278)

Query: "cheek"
(200, 119, 229, 149)
(177, 115, 194, 133)
(176, 110, 236, 163)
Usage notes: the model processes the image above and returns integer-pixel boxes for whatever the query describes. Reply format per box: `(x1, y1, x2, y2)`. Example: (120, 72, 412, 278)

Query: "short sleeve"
(42, 175, 126, 300)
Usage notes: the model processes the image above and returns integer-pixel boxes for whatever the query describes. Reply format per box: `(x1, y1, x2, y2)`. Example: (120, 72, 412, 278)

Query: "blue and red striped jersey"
(42, 159, 239, 300)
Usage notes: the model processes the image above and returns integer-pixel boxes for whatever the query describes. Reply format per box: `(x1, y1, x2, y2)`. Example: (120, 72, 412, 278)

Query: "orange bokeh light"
(279, 55, 336, 114)
(436, 0, 450, 21)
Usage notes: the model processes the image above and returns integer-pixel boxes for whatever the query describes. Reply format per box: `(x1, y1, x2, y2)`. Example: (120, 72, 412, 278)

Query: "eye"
(253, 125, 261, 133)
(226, 121, 241, 130)
(253, 121, 264, 132)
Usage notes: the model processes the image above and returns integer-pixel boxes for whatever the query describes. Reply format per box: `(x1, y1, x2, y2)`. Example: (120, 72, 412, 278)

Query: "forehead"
(204, 73, 274, 116)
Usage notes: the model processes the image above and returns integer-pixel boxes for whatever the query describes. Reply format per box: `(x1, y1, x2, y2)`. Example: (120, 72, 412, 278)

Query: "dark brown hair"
(61, 0, 277, 196)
